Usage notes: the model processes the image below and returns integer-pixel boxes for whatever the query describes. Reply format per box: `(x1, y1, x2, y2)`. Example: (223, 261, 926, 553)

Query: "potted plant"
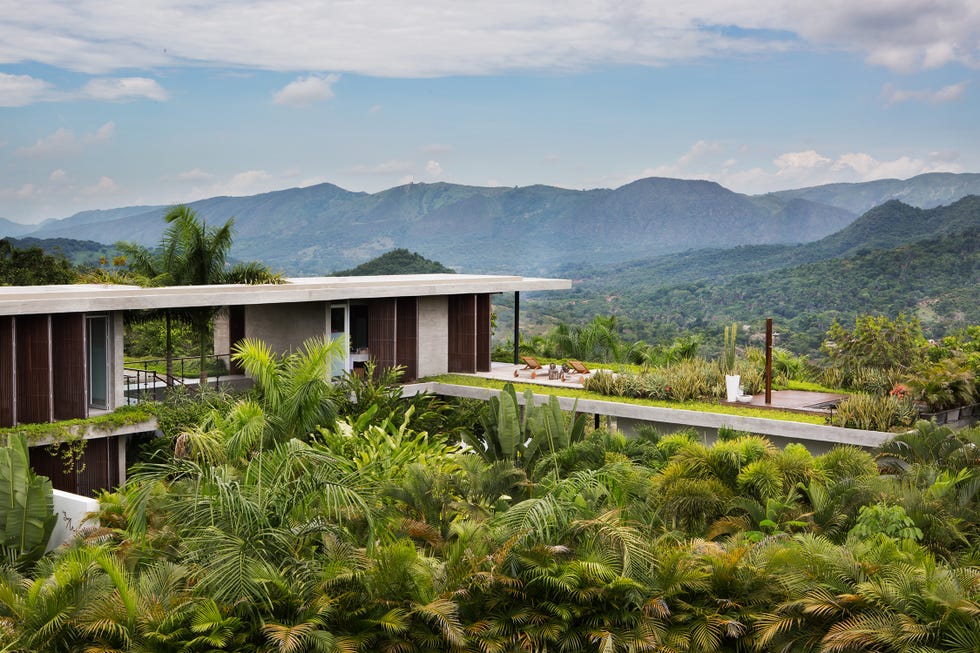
(909, 357, 976, 423)
(723, 323, 740, 402)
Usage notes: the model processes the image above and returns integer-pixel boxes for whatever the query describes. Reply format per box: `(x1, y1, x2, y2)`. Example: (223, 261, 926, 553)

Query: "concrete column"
(417, 296, 449, 377)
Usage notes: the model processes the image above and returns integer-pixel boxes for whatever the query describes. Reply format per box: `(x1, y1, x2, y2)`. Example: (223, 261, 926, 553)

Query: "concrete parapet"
(409, 382, 893, 453)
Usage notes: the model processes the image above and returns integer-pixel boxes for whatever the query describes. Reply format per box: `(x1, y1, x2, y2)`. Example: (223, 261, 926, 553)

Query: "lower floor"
(27, 419, 157, 497)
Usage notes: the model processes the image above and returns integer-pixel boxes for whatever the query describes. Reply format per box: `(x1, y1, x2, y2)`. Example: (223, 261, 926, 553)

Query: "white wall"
(417, 296, 449, 377)
(48, 489, 100, 551)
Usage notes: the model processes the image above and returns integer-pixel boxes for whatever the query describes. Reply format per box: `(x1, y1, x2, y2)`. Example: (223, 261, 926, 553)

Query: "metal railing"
(123, 354, 233, 404)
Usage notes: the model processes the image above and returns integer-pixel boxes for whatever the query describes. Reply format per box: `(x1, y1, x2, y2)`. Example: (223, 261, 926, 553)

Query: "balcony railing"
(123, 354, 233, 404)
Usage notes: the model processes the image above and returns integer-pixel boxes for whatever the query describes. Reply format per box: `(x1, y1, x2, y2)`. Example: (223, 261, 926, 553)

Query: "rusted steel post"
(765, 318, 773, 404)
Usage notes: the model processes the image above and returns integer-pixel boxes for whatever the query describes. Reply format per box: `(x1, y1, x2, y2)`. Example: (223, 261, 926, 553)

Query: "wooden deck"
(727, 390, 848, 415)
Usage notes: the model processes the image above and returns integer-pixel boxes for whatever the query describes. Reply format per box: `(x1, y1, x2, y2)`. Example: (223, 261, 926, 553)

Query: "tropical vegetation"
(2, 339, 980, 652)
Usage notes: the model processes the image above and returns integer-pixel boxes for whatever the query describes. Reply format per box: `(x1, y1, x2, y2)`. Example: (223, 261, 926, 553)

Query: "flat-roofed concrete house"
(0, 273, 569, 495)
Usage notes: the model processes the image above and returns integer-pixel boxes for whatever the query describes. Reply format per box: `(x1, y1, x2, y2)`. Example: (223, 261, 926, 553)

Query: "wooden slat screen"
(52, 314, 87, 420)
(476, 293, 491, 372)
(368, 298, 397, 374)
(16, 315, 51, 424)
(76, 436, 119, 496)
(448, 295, 477, 372)
(29, 444, 75, 494)
(0, 317, 14, 427)
(395, 297, 418, 381)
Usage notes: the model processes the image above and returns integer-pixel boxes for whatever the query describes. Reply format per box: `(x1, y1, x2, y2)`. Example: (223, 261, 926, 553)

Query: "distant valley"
(7, 172, 980, 276)
(4, 172, 979, 353)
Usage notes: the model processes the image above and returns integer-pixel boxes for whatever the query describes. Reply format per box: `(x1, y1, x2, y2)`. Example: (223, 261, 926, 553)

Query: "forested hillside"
(332, 248, 455, 275)
(539, 228, 979, 353)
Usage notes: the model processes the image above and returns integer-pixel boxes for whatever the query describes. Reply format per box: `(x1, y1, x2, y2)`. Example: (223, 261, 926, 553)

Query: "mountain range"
(6, 172, 980, 276)
(527, 195, 980, 352)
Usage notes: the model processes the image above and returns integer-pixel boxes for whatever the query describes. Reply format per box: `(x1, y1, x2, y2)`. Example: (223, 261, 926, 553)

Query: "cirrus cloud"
(882, 81, 968, 105)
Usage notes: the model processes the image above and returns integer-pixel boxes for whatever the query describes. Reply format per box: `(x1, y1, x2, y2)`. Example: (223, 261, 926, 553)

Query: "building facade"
(0, 274, 569, 495)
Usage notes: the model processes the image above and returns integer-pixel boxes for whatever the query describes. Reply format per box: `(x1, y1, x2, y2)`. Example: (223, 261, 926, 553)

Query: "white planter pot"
(725, 374, 741, 402)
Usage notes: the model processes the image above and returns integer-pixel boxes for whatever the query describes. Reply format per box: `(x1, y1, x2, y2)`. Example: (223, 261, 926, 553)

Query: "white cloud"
(348, 160, 416, 175)
(368, 105, 383, 114)
(17, 128, 77, 157)
(223, 170, 274, 195)
(17, 122, 115, 157)
(421, 143, 453, 154)
(80, 176, 119, 196)
(425, 160, 443, 177)
(49, 169, 66, 182)
(622, 140, 964, 194)
(0, 72, 54, 106)
(87, 121, 115, 143)
(774, 150, 832, 170)
(882, 81, 968, 105)
(1, 1, 976, 76)
(273, 73, 339, 107)
(633, 140, 728, 179)
(173, 168, 213, 182)
(81, 77, 168, 101)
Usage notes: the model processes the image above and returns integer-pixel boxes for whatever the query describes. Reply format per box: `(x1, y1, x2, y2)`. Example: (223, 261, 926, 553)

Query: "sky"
(1, 1, 978, 224)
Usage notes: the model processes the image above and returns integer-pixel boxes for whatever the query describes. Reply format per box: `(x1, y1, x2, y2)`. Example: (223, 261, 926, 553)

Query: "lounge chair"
(567, 360, 591, 375)
(514, 355, 545, 379)
(521, 356, 543, 370)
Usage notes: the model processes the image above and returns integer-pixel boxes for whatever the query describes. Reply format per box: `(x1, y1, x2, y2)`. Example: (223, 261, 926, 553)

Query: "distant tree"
(333, 248, 454, 276)
(823, 314, 928, 371)
(0, 238, 75, 285)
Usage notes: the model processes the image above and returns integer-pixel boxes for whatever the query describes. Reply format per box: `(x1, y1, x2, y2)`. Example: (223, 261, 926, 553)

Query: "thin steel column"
(513, 291, 520, 365)
(765, 317, 773, 405)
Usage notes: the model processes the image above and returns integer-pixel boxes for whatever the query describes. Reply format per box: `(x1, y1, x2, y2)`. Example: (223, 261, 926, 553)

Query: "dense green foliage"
(533, 226, 979, 355)
(3, 340, 980, 652)
(0, 238, 75, 285)
(333, 248, 455, 275)
(0, 434, 56, 569)
(5, 236, 117, 268)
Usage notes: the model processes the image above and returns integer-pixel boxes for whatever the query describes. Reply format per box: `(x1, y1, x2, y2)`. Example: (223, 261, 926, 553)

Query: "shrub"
(908, 357, 976, 412)
(831, 393, 916, 431)
(665, 358, 717, 401)
(583, 369, 623, 396)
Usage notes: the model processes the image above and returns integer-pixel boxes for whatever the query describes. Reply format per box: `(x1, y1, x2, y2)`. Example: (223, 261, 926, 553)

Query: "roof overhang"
(0, 274, 571, 316)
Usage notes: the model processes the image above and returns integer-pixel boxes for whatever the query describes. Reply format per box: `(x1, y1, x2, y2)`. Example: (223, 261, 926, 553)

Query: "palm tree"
(119, 204, 279, 386)
(118, 205, 233, 384)
(232, 336, 346, 444)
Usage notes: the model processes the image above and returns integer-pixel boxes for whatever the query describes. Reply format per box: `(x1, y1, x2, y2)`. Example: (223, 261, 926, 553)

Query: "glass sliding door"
(87, 315, 109, 409)
(329, 304, 349, 377)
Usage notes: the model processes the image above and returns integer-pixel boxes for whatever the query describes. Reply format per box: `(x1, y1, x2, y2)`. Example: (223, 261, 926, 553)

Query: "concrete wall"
(417, 296, 449, 377)
(110, 311, 125, 410)
(213, 308, 230, 360)
(245, 302, 327, 354)
(48, 489, 99, 551)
